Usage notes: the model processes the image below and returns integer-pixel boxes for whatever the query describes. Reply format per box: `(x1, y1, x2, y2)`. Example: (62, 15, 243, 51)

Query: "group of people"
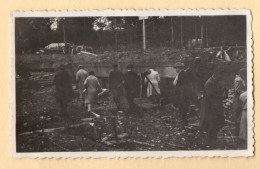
(170, 61, 247, 147)
(53, 61, 248, 148)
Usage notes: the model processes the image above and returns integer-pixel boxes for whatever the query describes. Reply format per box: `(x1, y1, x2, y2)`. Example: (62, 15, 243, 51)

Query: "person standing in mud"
(199, 68, 225, 148)
(76, 65, 88, 104)
(124, 64, 139, 113)
(53, 64, 73, 116)
(108, 64, 124, 111)
(172, 62, 191, 125)
(145, 67, 160, 98)
(84, 71, 102, 113)
(238, 68, 247, 142)
(233, 68, 246, 136)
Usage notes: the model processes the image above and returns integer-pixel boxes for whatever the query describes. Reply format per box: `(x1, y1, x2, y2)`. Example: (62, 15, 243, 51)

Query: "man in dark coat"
(173, 62, 192, 124)
(53, 64, 73, 116)
(108, 64, 124, 111)
(124, 64, 139, 113)
(199, 69, 225, 147)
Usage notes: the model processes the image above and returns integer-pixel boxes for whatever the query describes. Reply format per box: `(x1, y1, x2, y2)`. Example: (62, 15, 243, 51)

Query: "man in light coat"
(76, 65, 88, 101)
(145, 68, 160, 97)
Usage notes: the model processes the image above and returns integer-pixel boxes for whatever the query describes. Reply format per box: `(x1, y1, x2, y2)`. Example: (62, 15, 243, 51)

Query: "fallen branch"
(225, 119, 235, 124)
(129, 140, 155, 147)
(168, 143, 186, 149)
(19, 121, 91, 136)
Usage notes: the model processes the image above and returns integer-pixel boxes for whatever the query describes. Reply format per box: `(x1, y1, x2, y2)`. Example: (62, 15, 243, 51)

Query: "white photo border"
(11, 9, 254, 158)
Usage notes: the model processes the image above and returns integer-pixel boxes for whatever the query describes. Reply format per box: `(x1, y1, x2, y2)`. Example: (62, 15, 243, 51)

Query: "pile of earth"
(16, 47, 246, 66)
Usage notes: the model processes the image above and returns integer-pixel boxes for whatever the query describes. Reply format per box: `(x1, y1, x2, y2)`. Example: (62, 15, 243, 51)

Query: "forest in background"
(15, 16, 247, 54)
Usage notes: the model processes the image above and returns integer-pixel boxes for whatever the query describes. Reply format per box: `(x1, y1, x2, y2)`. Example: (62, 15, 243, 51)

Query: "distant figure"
(84, 71, 102, 113)
(108, 64, 124, 111)
(233, 68, 246, 136)
(76, 65, 88, 101)
(199, 69, 225, 147)
(145, 68, 160, 97)
(17, 61, 31, 80)
(173, 62, 192, 124)
(124, 64, 139, 113)
(184, 59, 196, 107)
(53, 64, 73, 116)
(238, 68, 247, 141)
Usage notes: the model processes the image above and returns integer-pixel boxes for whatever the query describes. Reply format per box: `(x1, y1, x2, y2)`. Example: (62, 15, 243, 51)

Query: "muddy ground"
(16, 77, 246, 152)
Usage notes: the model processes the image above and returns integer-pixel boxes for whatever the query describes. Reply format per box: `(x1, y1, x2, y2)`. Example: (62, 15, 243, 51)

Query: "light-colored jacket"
(84, 75, 102, 104)
(76, 69, 88, 99)
(239, 91, 247, 141)
(145, 69, 160, 97)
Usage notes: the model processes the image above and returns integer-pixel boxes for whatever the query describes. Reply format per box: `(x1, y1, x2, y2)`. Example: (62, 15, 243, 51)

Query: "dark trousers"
(233, 95, 242, 136)
(176, 95, 190, 123)
(59, 100, 68, 115)
(125, 92, 136, 113)
(113, 96, 121, 110)
(207, 126, 219, 147)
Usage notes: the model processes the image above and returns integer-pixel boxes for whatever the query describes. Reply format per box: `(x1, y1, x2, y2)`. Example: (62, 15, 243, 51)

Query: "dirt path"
(16, 83, 246, 152)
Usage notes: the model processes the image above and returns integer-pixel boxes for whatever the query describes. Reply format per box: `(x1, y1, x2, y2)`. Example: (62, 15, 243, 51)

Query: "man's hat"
(78, 64, 83, 69)
(174, 62, 184, 68)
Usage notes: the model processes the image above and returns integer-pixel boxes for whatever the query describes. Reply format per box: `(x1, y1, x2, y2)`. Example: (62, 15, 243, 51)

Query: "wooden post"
(171, 17, 174, 48)
(140, 74, 142, 99)
(142, 19, 146, 51)
(62, 24, 67, 54)
(194, 19, 197, 39)
(180, 17, 183, 48)
(114, 18, 118, 50)
(206, 25, 208, 48)
(206, 17, 209, 48)
(201, 24, 204, 48)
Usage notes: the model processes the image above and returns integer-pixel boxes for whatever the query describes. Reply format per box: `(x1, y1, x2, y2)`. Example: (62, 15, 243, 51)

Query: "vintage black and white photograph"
(12, 10, 253, 157)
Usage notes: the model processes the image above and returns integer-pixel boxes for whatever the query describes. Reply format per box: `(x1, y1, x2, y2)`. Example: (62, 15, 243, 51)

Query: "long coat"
(108, 70, 124, 97)
(124, 70, 139, 98)
(199, 76, 225, 131)
(233, 75, 245, 121)
(84, 75, 102, 104)
(173, 70, 192, 107)
(53, 70, 73, 103)
(145, 69, 160, 97)
(239, 91, 247, 140)
(76, 69, 88, 99)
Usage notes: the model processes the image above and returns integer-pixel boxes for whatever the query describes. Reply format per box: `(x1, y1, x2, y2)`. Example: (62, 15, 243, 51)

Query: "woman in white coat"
(145, 68, 160, 97)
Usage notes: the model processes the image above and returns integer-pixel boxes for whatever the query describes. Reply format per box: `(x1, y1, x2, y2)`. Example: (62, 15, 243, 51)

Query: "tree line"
(15, 15, 246, 54)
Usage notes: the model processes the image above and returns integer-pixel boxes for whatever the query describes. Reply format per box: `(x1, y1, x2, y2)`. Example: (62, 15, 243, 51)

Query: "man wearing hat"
(173, 62, 192, 125)
(76, 65, 88, 102)
(124, 64, 139, 113)
(199, 68, 225, 147)
(108, 64, 124, 111)
(53, 64, 73, 116)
